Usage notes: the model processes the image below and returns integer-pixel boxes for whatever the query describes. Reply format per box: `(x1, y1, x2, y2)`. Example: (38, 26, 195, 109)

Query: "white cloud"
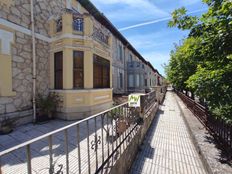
(90, 0, 169, 23)
(119, 8, 207, 31)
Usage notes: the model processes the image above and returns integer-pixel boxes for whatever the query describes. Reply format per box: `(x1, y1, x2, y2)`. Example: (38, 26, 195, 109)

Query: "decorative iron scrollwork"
(56, 18, 62, 32)
(91, 135, 101, 151)
(92, 26, 109, 45)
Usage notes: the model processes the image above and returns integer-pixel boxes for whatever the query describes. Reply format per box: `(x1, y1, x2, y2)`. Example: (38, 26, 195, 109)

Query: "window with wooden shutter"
(54, 51, 63, 89)
(93, 55, 110, 88)
(73, 51, 84, 89)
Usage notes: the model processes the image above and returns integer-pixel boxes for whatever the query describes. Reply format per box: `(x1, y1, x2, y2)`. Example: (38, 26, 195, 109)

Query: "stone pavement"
(130, 91, 207, 174)
(0, 118, 123, 174)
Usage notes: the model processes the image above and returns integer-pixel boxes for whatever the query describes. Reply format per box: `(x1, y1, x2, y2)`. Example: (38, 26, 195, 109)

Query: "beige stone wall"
(0, 0, 65, 36)
(0, 31, 49, 121)
(0, 0, 63, 121)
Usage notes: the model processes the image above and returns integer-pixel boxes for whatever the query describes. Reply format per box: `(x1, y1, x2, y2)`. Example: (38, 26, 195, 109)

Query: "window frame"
(93, 55, 110, 89)
(128, 74, 134, 87)
(54, 51, 63, 89)
(73, 16, 84, 32)
(73, 51, 84, 89)
(119, 72, 123, 89)
(56, 18, 62, 33)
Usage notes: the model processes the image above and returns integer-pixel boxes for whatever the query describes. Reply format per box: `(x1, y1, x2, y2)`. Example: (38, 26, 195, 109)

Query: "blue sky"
(90, 0, 207, 75)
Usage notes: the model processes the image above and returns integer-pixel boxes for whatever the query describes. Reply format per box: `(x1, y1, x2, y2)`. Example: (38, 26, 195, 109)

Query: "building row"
(0, 0, 164, 124)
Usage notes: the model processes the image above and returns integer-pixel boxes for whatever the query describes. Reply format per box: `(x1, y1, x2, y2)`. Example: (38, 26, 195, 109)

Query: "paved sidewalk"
(130, 91, 206, 174)
(0, 118, 123, 174)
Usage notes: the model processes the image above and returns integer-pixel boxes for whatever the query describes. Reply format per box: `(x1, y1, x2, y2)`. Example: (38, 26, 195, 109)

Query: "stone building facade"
(0, 0, 164, 125)
(112, 37, 127, 94)
(0, 0, 64, 124)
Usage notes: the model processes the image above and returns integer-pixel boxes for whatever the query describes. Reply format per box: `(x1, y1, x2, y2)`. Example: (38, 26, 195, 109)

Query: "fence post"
(193, 100, 195, 115)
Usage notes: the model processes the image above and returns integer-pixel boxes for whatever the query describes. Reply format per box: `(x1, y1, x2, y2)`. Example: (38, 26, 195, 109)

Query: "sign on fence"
(128, 94, 141, 107)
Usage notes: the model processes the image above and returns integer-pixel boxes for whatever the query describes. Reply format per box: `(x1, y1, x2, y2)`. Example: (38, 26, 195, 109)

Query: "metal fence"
(141, 91, 156, 114)
(0, 91, 157, 174)
(176, 90, 232, 154)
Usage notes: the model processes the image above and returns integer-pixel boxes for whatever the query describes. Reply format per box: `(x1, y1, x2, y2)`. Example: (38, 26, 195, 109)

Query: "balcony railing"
(0, 91, 158, 174)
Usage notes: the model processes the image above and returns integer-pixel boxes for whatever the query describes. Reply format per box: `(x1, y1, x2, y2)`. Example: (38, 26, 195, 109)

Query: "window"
(145, 79, 147, 86)
(118, 45, 123, 60)
(93, 55, 110, 88)
(137, 62, 140, 67)
(73, 51, 84, 88)
(56, 18, 62, 32)
(54, 51, 63, 89)
(119, 72, 123, 89)
(136, 74, 140, 87)
(129, 74, 134, 87)
(140, 75, 144, 86)
(150, 79, 152, 86)
(73, 16, 83, 32)
(129, 54, 133, 62)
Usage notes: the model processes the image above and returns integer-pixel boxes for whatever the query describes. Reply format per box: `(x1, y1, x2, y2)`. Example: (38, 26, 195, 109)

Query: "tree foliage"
(166, 0, 232, 121)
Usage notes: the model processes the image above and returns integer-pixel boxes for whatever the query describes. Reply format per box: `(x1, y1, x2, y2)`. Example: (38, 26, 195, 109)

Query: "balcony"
(127, 61, 145, 73)
(53, 12, 84, 36)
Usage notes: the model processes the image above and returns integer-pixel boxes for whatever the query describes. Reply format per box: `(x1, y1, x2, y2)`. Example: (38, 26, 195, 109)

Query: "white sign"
(128, 94, 141, 107)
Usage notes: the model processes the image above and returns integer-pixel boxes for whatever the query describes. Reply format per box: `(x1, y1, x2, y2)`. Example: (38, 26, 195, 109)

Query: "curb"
(173, 92, 213, 174)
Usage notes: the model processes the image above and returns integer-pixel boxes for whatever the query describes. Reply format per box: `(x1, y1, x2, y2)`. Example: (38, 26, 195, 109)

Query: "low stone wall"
(109, 102, 159, 174)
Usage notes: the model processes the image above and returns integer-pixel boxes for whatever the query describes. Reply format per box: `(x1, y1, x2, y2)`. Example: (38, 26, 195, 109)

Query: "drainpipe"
(124, 44, 129, 94)
(30, 0, 36, 123)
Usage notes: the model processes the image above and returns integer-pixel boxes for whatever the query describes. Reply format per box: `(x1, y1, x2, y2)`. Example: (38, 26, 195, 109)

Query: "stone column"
(62, 13, 73, 34)
(49, 19, 56, 37)
(84, 15, 93, 36)
(63, 48, 73, 89)
(84, 50, 93, 89)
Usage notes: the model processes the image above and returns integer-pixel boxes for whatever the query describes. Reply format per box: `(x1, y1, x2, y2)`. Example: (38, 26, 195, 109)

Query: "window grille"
(56, 18, 62, 32)
(73, 17, 83, 32)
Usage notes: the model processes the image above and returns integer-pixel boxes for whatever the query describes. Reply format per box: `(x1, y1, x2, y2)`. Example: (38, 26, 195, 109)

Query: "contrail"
(119, 8, 207, 31)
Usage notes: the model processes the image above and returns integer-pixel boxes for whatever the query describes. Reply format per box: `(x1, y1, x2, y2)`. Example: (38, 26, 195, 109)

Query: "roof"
(78, 0, 162, 76)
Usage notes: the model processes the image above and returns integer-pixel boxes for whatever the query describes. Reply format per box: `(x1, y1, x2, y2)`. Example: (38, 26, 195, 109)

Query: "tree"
(166, 0, 232, 121)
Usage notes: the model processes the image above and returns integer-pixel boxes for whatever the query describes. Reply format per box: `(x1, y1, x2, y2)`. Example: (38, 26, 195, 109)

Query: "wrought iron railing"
(176, 90, 232, 154)
(141, 91, 156, 114)
(0, 102, 145, 174)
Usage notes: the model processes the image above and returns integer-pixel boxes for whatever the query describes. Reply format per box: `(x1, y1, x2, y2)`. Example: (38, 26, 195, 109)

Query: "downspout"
(123, 46, 126, 94)
(124, 43, 129, 94)
(30, 0, 36, 123)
